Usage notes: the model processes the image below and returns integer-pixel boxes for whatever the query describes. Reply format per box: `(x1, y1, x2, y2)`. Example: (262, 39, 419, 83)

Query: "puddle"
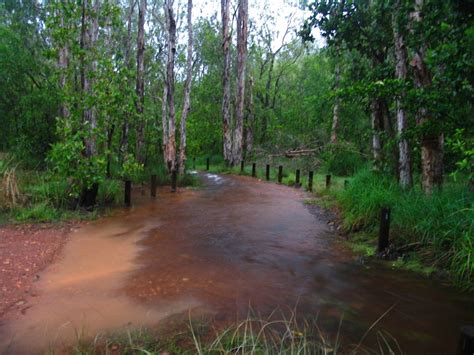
(0, 173, 472, 354)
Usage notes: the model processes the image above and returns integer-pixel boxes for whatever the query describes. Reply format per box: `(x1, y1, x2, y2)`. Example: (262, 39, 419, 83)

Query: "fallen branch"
(284, 148, 318, 158)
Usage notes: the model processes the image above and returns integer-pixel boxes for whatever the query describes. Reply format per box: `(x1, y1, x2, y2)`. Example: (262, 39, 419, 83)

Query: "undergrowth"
(331, 168, 473, 290)
(1, 157, 200, 223)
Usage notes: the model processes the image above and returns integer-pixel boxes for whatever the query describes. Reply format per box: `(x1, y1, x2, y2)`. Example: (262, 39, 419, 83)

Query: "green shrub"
(322, 142, 364, 176)
(97, 179, 122, 205)
(13, 202, 60, 222)
(26, 179, 71, 208)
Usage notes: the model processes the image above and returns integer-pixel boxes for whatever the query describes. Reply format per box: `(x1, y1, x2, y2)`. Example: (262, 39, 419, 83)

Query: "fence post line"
(124, 180, 132, 207)
(308, 171, 314, 192)
(378, 207, 391, 252)
(150, 175, 157, 198)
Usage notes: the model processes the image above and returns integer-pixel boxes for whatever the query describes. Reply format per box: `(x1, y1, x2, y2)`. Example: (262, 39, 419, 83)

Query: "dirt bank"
(0, 222, 82, 317)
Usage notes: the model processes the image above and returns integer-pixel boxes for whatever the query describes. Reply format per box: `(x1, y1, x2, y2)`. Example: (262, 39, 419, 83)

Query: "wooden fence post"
(193, 157, 196, 170)
(252, 163, 256, 177)
(458, 326, 474, 355)
(206, 157, 210, 171)
(278, 166, 283, 183)
(124, 180, 131, 207)
(378, 207, 391, 252)
(326, 174, 331, 188)
(308, 171, 314, 192)
(295, 169, 301, 188)
(150, 175, 157, 198)
(171, 170, 177, 192)
(241, 160, 245, 172)
(266, 164, 270, 181)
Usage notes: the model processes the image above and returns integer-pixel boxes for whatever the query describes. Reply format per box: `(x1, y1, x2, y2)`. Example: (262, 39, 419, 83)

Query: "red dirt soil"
(0, 222, 81, 318)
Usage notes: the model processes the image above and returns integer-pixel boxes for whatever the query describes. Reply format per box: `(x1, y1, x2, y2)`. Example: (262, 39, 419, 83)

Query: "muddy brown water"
(0, 173, 473, 354)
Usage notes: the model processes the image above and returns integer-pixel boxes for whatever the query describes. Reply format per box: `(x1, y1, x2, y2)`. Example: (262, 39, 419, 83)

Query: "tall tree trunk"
(165, 0, 177, 171)
(410, 0, 443, 193)
(161, 83, 168, 164)
(371, 98, 383, 170)
(221, 0, 232, 163)
(393, 0, 412, 188)
(120, 0, 135, 160)
(135, 0, 146, 165)
(106, 124, 115, 178)
(58, 5, 69, 125)
(232, 0, 248, 165)
(179, 0, 193, 174)
(260, 54, 275, 144)
(245, 76, 254, 156)
(80, 0, 100, 208)
(330, 62, 340, 144)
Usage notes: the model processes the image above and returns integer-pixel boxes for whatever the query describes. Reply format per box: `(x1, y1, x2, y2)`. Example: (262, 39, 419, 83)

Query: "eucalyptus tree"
(178, 0, 194, 174)
(135, 0, 147, 164)
(221, 0, 232, 163)
(392, 0, 412, 188)
(164, 0, 177, 174)
(232, 0, 249, 165)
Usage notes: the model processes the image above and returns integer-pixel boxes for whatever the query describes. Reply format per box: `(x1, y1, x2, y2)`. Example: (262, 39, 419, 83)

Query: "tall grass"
(68, 312, 400, 354)
(334, 168, 474, 289)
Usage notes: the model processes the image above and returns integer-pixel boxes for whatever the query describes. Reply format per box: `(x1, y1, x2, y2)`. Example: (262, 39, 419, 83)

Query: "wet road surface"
(0, 173, 473, 353)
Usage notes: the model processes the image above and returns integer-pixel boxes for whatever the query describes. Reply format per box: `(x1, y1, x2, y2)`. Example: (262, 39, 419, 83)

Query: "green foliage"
(48, 133, 107, 197)
(446, 128, 474, 181)
(120, 155, 144, 182)
(322, 142, 364, 176)
(335, 168, 474, 289)
(12, 202, 60, 222)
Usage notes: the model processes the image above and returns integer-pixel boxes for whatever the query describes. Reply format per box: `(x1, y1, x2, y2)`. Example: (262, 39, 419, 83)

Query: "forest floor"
(0, 222, 83, 317)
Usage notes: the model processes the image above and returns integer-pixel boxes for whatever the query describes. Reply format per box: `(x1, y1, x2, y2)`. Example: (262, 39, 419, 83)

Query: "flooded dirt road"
(1, 173, 473, 353)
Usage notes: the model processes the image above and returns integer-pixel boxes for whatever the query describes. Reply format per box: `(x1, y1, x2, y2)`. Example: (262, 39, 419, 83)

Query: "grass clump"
(12, 202, 60, 222)
(332, 168, 474, 289)
(68, 312, 400, 354)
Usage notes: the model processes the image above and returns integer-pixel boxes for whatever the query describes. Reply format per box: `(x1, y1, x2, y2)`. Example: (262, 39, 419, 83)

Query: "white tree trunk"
(165, 0, 177, 171)
(120, 0, 135, 158)
(58, 7, 69, 124)
(232, 0, 248, 165)
(135, 0, 146, 165)
(81, 0, 99, 158)
(393, 0, 412, 188)
(245, 76, 254, 155)
(179, 0, 193, 174)
(330, 62, 340, 144)
(221, 0, 232, 163)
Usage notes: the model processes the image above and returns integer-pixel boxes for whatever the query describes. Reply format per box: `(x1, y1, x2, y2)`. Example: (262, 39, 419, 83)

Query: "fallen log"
(284, 148, 318, 158)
